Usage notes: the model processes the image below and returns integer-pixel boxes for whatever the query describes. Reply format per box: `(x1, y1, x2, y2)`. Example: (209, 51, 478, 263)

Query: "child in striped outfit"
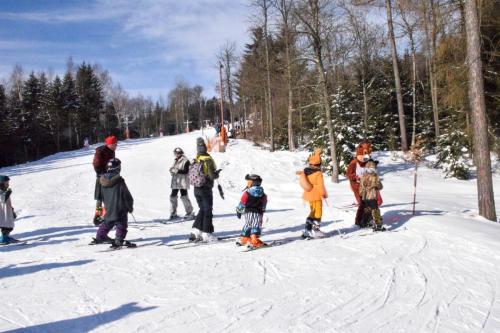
(235, 174, 267, 248)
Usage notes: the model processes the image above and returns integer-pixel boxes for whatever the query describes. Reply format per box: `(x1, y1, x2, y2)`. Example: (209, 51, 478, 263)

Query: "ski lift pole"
(412, 161, 418, 215)
(323, 199, 344, 238)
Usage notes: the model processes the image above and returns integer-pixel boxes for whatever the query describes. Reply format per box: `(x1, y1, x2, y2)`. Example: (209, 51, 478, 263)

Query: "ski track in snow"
(1, 129, 500, 332)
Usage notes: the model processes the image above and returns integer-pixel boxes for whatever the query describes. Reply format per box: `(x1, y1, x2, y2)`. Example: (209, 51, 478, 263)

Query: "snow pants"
(192, 186, 214, 233)
(94, 175, 103, 207)
(241, 211, 263, 236)
(361, 199, 382, 227)
(96, 219, 128, 241)
(306, 200, 323, 231)
(170, 189, 193, 215)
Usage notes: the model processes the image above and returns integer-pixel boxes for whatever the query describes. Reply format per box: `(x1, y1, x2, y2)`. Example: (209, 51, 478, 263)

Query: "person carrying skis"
(93, 158, 135, 248)
(298, 149, 328, 239)
(169, 147, 195, 220)
(235, 174, 268, 248)
(188, 137, 219, 242)
(92, 135, 117, 226)
(0, 175, 18, 245)
(359, 159, 384, 231)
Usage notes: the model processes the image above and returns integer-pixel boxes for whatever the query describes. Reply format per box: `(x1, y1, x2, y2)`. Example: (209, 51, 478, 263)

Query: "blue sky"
(0, 0, 251, 99)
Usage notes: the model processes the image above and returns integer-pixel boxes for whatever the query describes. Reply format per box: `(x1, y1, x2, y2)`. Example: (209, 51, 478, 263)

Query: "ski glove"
(236, 212, 242, 219)
(12, 209, 17, 220)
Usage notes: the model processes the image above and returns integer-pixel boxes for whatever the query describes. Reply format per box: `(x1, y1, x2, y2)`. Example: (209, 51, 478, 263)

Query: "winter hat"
(365, 159, 378, 173)
(196, 137, 207, 155)
(0, 175, 10, 183)
(245, 174, 262, 187)
(106, 158, 121, 173)
(308, 148, 322, 165)
(105, 136, 118, 145)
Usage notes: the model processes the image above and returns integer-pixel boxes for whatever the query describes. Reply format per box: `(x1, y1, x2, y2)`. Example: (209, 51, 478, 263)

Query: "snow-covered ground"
(1, 130, 500, 333)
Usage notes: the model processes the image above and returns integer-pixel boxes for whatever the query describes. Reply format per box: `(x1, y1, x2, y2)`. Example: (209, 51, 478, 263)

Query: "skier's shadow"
(2, 302, 156, 333)
(382, 209, 446, 230)
(0, 259, 94, 279)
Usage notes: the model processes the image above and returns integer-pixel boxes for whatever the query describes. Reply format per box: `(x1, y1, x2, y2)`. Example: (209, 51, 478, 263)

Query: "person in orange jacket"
(298, 149, 328, 239)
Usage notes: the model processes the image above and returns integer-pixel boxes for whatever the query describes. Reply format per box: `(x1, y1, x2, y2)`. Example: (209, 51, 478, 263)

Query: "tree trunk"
(423, 0, 440, 139)
(464, 0, 497, 222)
(262, 0, 275, 151)
(409, 29, 418, 146)
(386, 0, 408, 152)
(362, 74, 369, 133)
(284, 25, 295, 150)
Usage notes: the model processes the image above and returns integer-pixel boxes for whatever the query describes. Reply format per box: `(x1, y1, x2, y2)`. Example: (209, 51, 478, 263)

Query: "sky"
(0, 0, 251, 100)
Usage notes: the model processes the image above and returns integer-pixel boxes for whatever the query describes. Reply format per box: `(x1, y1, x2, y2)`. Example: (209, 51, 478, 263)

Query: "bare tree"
(295, 0, 340, 182)
(274, 0, 297, 150)
(253, 0, 276, 151)
(385, 0, 408, 151)
(464, 0, 497, 222)
(110, 84, 130, 130)
(217, 41, 238, 131)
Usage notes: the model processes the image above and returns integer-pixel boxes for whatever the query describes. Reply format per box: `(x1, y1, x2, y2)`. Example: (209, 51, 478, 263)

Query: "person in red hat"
(92, 136, 117, 225)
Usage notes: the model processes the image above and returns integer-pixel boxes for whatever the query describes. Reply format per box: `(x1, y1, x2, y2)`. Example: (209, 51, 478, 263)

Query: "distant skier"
(188, 137, 219, 242)
(83, 137, 90, 150)
(235, 174, 268, 248)
(169, 147, 195, 220)
(359, 159, 384, 231)
(297, 149, 328, 239)
(0, 175, 18, 245)
(92, 158, 135, 248)
(92, 136, 117, 225)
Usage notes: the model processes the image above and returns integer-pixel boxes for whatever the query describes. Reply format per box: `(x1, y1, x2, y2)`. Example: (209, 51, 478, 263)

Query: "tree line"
(213, 0, 497, 220)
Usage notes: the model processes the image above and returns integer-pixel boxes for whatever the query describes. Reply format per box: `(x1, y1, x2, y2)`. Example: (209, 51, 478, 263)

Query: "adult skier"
(92, 136, 117, 225)
(188, 137, 219, 242)
(169, 147, 195, 220)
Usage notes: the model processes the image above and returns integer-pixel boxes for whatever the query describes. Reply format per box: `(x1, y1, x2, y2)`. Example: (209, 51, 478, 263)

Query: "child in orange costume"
(298, 149, 328, 239)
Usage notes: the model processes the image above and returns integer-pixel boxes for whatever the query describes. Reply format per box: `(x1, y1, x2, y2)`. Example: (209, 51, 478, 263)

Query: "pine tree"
(61, 72, 79, 150)
(76, 63, 104, 144)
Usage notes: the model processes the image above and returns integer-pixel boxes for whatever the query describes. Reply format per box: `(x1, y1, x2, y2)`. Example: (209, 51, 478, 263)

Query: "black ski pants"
(192, 186, 214, 233)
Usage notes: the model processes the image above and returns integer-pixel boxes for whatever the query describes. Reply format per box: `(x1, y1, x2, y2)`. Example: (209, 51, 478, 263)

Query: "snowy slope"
(1, 130, 500, 333)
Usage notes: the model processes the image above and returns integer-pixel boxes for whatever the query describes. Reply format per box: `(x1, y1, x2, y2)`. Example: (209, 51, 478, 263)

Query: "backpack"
(188, 160, 207, 187)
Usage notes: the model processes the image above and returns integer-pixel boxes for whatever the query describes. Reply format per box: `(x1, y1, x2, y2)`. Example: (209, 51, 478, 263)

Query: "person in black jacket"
(92, 136, 117, 225)
(94, 158, 134, 248)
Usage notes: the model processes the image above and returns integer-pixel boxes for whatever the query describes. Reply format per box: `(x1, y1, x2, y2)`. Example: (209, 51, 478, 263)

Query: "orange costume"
(346, 142, 383, 227)
(298, 149, 328, 238)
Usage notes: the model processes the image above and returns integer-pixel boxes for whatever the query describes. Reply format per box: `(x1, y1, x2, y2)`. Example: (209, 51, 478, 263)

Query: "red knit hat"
(105, 136, 117, 145)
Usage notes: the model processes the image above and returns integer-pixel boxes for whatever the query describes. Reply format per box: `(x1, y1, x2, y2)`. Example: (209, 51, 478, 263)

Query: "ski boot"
(188, 228, 202, 242)
(201, 232, 218, 243)
(236, 236, 250, 246)
(169, 213, 179, 220)
(248, 234, 266, 249)
(183, 212, 196, 221)
(89, 235, 114, 245)
(0, 234, 10, 245)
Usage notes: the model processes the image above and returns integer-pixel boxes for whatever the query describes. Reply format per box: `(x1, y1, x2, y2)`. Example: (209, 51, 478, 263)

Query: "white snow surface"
(1, 130, 500, 333)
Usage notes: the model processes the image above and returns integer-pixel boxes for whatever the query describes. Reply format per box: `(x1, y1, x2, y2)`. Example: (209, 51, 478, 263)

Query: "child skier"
(92, 158, 135, 248)
(299, 149, 328, 239)
(359, 159, 384, 231)
(0, 175, 18, 244)
(235, 174, 267, 248)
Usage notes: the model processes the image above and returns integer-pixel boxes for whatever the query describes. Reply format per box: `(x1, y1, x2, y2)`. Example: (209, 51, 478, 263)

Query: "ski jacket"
(0, 188, 15, 228)
(170, 155, 190, 190)
(194, 154, 217, 188)
(302, 167, 327, 203)
(237, 186, 267, 214)
(93, 145, 115, 175)
(99, 173, 134, 222)
(359, 173, 383, 201)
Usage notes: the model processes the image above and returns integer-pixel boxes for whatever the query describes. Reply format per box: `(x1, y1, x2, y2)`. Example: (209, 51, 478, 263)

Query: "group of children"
(0, 143, 384, 248)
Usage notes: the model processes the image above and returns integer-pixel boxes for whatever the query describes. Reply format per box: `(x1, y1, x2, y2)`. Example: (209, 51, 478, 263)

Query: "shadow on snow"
(3, 302, 156, 333)
(0, 259, 94, 279)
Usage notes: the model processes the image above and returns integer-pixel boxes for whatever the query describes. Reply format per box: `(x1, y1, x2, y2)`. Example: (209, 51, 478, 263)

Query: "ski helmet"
(0, 175, 10, 183)
(173, 147, 184, 155)
(106, 158, 121, 173)
(245, 174, 262, 186)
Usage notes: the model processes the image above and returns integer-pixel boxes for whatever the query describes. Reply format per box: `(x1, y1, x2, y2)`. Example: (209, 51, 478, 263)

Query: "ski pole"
(130, 212, 138, 224)
(323, 199, 344, 238)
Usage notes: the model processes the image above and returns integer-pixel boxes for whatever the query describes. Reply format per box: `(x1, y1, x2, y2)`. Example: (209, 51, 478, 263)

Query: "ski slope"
(1, 130, 500, 333)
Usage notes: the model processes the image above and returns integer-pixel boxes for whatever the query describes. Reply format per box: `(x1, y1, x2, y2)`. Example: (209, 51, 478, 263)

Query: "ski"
(97, 240, 162, 252)
(0, 240, 28, 246)
(241, 240, 290, 252)
(169, 236, 238, 249)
